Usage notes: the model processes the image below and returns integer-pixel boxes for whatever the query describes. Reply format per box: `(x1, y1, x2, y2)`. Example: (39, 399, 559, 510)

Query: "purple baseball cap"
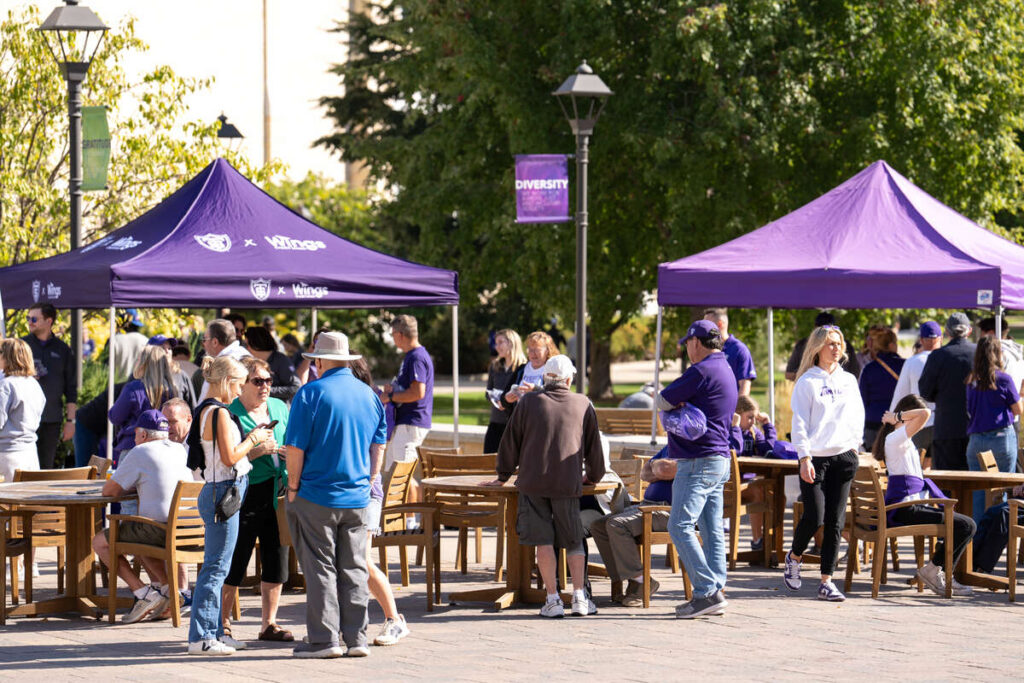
(919, 321, 942, 339)
(680, 319, 719, 344)
(136, 409, 169, 432)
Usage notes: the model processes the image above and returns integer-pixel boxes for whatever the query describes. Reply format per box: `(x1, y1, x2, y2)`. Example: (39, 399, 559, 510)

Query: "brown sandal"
(258, 623, 295, 642)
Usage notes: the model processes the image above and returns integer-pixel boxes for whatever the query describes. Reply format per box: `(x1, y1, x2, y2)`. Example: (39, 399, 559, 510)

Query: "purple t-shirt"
(966, 370, 1020, 435)
(643, 449, 673, 503)
(393, 345, 434, 429)
(660, 352, 738, 459)
(722, 335, 756, 384)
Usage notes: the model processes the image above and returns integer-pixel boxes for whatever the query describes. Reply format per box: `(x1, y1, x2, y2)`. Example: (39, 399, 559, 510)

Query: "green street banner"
(82, 106, 110, 191)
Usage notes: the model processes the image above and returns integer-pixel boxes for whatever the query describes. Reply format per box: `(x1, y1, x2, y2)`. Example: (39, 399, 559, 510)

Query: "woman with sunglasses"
(222, 357, 292, 646)
(784, 325, 864, 602)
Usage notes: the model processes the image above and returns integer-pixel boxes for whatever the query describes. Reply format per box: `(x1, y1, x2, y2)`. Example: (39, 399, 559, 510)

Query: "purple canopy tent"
(0, 158, 463, 449)
(650, 160, 1024, 431)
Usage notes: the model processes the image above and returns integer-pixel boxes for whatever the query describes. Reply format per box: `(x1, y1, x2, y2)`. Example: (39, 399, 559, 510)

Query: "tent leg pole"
(107, 306, 115, 461)
(767, 307, 775, 424)
(452, 305, 459, 449)
(651, 307, 663, 446)
(311, 307, 317, 334)
(996, 305, 1004, 339)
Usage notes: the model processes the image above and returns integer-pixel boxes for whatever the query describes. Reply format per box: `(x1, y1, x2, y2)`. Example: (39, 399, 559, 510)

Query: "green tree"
(318, 0, 1024, 398)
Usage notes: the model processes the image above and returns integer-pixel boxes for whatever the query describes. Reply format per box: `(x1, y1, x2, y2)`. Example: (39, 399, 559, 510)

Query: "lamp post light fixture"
(216, 113, 244, 152)
(553, 61, 612, 395)
(37, 0, 108, 393)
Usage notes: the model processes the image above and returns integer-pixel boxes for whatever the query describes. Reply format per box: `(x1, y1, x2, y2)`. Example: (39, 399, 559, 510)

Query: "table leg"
(952, 481, 1011, 590)
(770, 470, 786, 566)
(446, 491, 524, 610)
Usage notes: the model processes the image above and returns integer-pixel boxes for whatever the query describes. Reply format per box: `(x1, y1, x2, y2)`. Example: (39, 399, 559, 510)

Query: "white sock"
(573, 589, 586, 601)
(152, 583, 169, 597)
(545, 593, 560, 603)
(133, 586, 149, 600)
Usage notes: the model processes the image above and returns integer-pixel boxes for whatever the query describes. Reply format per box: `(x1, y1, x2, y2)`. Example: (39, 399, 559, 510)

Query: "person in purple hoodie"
(728, 395, 776, 551)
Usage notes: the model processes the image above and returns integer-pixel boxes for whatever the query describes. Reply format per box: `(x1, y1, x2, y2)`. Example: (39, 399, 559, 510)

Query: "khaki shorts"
(105, 520, 166, 547)
(516, 493, 584, 553)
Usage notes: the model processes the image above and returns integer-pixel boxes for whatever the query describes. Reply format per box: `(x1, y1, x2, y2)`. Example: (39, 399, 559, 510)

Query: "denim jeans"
(668, 456, 730, 600)
(188, 477, 249, 644)
(73, 424, 100, 468)
(966, 427, 1017, 524)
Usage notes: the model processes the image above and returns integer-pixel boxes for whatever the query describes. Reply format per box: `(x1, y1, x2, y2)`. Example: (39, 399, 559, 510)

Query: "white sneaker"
(916, 562, 946, 596)
(122, 587, 168, 624)
(570, 591, 589, 617)
(345, 645, 371, 657)
(539, 598, 564, 618)
(31, 563, 40, 578)
(220, 633, 247, 650)
(374, 616, 410, 646)
(950, 575, 974, 596)
(188, 639, 235, 656)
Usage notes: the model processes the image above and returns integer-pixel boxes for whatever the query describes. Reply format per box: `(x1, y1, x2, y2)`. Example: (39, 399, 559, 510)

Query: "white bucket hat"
(542, 354, 576, 381)
(302, 331, 362, 361)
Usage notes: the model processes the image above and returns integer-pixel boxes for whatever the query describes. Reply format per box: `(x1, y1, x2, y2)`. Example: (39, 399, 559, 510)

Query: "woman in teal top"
(222, 357, 293, 644)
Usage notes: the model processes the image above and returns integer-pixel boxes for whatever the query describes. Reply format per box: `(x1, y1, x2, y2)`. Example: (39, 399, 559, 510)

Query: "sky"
(7, 0, 351, 181)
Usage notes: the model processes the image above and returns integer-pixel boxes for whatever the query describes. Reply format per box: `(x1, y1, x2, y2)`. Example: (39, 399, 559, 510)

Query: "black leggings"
(484, 421, 507, 454)
(791, 450, 859, 576)
(225, 478, 289, 586)
(890, 504, 976, 570)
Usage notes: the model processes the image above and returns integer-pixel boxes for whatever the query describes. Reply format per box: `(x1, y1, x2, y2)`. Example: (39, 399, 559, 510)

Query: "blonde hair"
(736, 395, 759, 415)
(796, 326, 848, 380)
(201, 355, 247, 396)
(391, 314, 418, 339)
(525, 330, 559, 358)
(133, 346, 176, 410)
(493, 329, 527, 371)
(0, 339, 35, 377)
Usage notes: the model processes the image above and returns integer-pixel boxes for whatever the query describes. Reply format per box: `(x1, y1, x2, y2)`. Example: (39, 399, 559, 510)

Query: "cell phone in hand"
(261, 420, 279, 430)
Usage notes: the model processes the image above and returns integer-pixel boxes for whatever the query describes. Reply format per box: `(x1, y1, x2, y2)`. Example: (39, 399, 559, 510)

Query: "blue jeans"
(668, 456, 730, 600)
(188, 477, 249, 644)
(73, 424, 100, 468)
(966, 427, 1017, 524)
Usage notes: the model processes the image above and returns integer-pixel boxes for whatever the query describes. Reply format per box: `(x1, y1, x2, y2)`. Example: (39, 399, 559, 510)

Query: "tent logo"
(31, 280, 40, 302)
(106, 236, 142, 250)
(82, 236, 113, 253)
(195, 234, 232, 252)
(292, 282, 329, 299)
(46, 282, 62, 299)
(250, 278, 272, 302)
(977, 290, 993, 306)
(265, 235, 326, 251)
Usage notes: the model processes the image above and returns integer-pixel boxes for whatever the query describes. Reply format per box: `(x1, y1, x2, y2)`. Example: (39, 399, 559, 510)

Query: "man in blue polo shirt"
(284, 332, 387, 659)
(704, 308, 755, 396)
(656, 319, 738, 618)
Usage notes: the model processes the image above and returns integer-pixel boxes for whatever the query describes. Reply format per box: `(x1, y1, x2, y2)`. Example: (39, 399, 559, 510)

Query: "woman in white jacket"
(783, 325, 864, 602)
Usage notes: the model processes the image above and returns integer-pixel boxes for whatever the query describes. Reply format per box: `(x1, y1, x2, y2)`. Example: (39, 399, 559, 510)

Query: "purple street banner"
(515, 154, 570, 223)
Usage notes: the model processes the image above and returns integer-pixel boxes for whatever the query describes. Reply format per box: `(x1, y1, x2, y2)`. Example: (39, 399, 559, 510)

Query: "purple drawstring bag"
(660, 403, 708, 441)
(771, 440, 799, 460)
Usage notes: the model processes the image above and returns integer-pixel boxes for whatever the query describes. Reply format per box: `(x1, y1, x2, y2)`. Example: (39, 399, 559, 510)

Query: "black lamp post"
(553, 61, 611, 395)
(37, 0, 108, 392)
(216, 113, 244, 152)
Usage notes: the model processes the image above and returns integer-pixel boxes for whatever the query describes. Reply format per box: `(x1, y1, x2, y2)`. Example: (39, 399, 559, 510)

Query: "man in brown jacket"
(485, 355, 605, 618)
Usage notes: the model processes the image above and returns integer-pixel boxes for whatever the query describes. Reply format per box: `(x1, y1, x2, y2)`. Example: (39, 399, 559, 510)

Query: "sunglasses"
(27, 316, 39, 323)
(821, 325, 842, 332)
(249, 377, 273, 387)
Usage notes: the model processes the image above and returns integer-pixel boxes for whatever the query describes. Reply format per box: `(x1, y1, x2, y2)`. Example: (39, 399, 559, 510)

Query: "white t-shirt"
(884, 426, 927, 502)
(889, 351, 935, 428)
(199, 405, 252, 483)
(520, 363, 545, 388)
(112, 439, 192, 522)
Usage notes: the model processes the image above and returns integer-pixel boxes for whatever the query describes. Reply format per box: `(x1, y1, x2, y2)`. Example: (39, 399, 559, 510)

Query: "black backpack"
(186, 398, 244, 473)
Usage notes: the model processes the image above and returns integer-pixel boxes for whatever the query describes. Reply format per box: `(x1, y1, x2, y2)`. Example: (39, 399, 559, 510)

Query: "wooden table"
(0, 480, 135, 619)
(421, 475, 616, 610)
(925, 469, 1024, 590)
(736, 457, 799, 566)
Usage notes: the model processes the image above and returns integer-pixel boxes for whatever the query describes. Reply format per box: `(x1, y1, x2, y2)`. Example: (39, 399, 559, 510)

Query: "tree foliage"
(319, 0, 1024, 396)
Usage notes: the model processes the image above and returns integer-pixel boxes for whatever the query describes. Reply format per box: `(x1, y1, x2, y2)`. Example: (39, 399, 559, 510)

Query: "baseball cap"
(148, 334, 177, 347)
(680, 319, 719, 344)
(814, 311, 836, 327)
(946, 312, 970, 331)
(136, 409, 169, 433)
(542, 355, 576, 381)
(919, 321, 942, 339)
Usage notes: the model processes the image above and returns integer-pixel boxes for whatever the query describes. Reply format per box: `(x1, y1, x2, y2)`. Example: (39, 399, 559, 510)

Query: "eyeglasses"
(27, 316, 39, 323)
(821, 325, 841, 332)
(249, 377, 273, 387)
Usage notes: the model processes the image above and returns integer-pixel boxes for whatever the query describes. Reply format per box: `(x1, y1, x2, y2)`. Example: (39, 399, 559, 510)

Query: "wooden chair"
(87, 456, 114, 478)
(609, 458, 643, 505)
(12, 467, 97, 593)
(621, 446, 662, 501)
(976, 450, 1001, 509)
(0, 510, 35, 625)
(844, 465, 954, 598)
(723, 451, 773, 569)
(1009, 498, 1024, 602)
(107, 480, 205, 627)
(372, 460, 442, 611)
(418, 447, 503, 581)
(595, 408, 666, 436)
(640, 505, 689, 607)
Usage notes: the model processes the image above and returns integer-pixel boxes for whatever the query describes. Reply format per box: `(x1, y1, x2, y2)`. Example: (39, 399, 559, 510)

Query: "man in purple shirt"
(704, 308, 755, 396)
(380, 314, 434, 472)
(656, 319, 738, 618)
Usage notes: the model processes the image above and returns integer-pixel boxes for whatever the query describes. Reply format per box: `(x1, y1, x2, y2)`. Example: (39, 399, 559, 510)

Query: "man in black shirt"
(22, 302, 77, 468)
(919, 312, 977, 470)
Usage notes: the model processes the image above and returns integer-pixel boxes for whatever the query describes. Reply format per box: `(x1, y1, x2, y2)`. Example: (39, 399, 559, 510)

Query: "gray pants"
(286, 496, 369, 648)
(589, 503, 670, 582)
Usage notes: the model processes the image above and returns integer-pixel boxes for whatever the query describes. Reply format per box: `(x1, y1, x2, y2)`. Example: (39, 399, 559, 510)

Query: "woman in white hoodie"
(783, 325, 864, 602)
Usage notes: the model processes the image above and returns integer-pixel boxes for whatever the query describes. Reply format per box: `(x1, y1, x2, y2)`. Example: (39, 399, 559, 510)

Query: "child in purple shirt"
(727, 396, 775, 551)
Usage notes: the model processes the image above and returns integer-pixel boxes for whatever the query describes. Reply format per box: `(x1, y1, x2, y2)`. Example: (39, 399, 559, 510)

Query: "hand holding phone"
(260, 420, 279, 430)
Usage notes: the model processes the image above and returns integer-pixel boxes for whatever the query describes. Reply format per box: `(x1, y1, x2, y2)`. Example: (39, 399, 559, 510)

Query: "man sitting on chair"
(91, 409, 191, 624)
(590, 447, 674, 607)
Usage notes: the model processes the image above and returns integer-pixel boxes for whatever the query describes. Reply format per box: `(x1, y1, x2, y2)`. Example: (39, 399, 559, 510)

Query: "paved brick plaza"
(2, 527, 1021, 681)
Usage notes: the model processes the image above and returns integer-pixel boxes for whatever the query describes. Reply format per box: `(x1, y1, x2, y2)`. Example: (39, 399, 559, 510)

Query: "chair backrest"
(610, 458, 643, 502)
(87, 456, 114, 477)
(976, 450, 998, 473)
(849, 464, 885, 534)
(167, 481, 205, 551)
(380, 459, 418, 532)
(421, 452, 497, 478)
(620, 445, 662, 461)
(14, 466, 97, 482)
(415, 446, 462, 471)
(594, 408, 666, 436)
(722, 451, 742, 515)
